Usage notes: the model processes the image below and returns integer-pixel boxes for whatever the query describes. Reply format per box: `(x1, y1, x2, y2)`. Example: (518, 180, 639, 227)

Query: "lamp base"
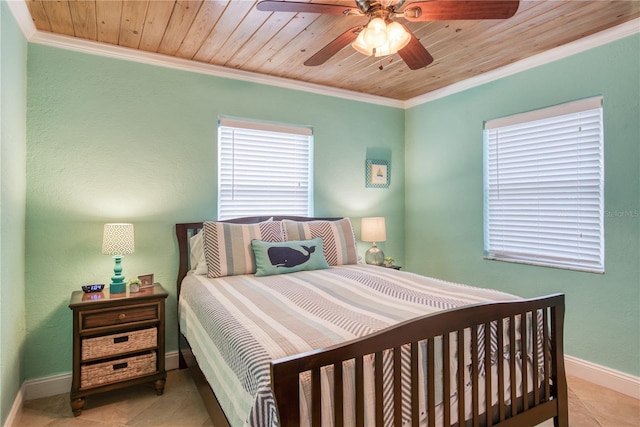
(365, 245, 385, 266)
(109, 255, 126, 294)
(110, 282, 126, 294)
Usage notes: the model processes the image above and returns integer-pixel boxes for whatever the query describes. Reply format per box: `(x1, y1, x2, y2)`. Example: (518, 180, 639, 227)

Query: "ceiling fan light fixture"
(385, 21, 411, 51)
(352, 19, 411, 58)
(373, 41, 394, 57)
(363, 17, 388, 48)
(352, 30, 374, 56)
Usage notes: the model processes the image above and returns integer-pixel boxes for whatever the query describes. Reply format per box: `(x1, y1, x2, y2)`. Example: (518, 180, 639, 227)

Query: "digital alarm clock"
(81, 284, 105, 293)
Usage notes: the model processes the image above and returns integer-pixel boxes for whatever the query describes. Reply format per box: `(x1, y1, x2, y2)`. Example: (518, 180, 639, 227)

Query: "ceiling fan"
(256, 0, 520, 70)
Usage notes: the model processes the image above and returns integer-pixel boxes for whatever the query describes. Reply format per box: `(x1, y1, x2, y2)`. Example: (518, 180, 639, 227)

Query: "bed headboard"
(175, 216, 342, 295)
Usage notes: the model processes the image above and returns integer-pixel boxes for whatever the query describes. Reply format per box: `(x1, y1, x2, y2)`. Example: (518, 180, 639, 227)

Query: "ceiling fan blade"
(304, 26, 362, 66)
(256, 1, 363, 16)
(397, 28, 434, 70)
(403, 1, 519, 22)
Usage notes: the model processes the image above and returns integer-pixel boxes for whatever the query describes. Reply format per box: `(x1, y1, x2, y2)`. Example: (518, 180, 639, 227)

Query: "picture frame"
(366, 159, 390, 188)
(138, 273, 154, 288)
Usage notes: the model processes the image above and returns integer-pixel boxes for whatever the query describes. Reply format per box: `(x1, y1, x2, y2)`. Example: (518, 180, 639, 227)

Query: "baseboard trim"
(4, 384, 25, 427)
(22, 350, 180, 401)
(8, 352, 637, 426)
(565, 355, 640, 400)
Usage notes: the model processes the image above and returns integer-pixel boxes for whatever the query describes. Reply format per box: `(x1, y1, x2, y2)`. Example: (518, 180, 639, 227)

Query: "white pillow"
(189, 231, 208, 275)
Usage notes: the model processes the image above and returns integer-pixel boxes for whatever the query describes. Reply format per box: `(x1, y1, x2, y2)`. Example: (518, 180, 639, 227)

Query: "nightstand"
(68, 284, 168, 416)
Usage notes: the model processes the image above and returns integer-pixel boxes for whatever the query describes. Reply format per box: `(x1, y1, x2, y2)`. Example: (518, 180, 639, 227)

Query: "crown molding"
(6, 0, 403, 109)
(404, 17, 640, 108)
(7, 1, 639, 110)
(5, 0, 37, 39)
(31, 31, 405, 108)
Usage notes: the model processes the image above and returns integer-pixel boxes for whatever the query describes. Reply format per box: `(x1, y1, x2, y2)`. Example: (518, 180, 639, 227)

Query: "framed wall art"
(366, 159, 390, 188)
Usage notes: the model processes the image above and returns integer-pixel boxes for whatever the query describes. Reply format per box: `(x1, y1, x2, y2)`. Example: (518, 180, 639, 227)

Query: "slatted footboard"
(271, 294, 568, 427)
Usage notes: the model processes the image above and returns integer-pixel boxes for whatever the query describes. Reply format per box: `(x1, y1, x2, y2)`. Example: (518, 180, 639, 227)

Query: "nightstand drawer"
(80, 303, 160, 331)
(82, 327, 157, 360)
(80, 351, 157, 389)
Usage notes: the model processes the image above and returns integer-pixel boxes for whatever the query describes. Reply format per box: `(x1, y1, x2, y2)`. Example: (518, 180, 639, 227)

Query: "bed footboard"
(271, 294, 568, 427)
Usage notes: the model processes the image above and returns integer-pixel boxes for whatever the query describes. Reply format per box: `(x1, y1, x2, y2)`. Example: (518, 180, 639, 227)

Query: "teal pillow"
(251, 238, 330, 277)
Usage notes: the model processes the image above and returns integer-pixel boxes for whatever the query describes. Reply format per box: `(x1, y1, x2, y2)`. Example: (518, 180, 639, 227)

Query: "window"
(484, 97, 604, 273)
(218, 117, 313, 220)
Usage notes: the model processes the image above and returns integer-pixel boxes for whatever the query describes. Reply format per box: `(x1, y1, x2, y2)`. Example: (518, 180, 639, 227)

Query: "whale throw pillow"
(251, 238, 330, 277)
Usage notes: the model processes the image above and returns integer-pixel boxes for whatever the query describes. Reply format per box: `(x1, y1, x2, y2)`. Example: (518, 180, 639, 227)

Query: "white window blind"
(484, 97, 604, 273)
(218, 117, 313, 220)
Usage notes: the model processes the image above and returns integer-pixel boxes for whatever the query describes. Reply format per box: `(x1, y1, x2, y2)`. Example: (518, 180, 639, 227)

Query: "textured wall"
(25, 44, 405, 379)
(1, 1, 27, 424)
(405, 34, 640, 376)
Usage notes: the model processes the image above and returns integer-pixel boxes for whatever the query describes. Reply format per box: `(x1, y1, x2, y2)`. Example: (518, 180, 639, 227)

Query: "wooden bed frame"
(176, 217, 569, 427)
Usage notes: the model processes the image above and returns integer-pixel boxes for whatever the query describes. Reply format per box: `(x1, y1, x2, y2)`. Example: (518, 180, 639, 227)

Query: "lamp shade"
(102, 223, 135, 255)
(361, 217, 386, 243)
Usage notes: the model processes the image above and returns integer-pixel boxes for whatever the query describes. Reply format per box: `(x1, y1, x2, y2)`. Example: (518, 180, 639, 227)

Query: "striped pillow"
(203, 221, 284, 278)
(282, 218, 358, 266)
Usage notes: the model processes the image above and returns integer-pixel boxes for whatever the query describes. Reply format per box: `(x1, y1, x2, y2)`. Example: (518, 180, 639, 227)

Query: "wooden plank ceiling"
(25, 0, 640, 101)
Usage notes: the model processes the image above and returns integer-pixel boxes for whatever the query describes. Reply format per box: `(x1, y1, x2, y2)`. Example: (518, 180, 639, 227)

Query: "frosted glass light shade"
(352, 20, 411, 57)
(363, 18, 388, 48)
(384, 22, 411, 54)
(352, 31, 374, 56)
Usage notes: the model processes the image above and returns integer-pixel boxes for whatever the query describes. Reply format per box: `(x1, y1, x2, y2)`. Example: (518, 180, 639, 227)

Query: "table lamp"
(102, 223, 135, 294)
(361, 217, 386, 266)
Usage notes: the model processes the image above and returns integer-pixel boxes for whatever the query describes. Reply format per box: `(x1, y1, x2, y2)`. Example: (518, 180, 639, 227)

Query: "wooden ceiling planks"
(229, 11, 314, 71)
(96, 0, 122, 44)
(257, 12, 354, 76)
(24, 0, 640, 100)
(192, 0, 257, 63)
(213, 3, 283, 66)
(175, 0, 229, 60)
(139, 1, 176, 53)
(68, 0, 97, 40)
(40, 0, 75, 36)
(25, 0, 51, 33)
(157, 0, 203, 55)
(236, 11, 311, 71)
(118, 0, 148, 49)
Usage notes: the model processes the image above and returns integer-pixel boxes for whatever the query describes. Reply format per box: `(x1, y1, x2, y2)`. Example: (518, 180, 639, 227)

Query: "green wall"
(0, 0, 27, 424)
(24, 44, 405, 379)
(405, 34, 640, 376)
(16, 11, 640, 392)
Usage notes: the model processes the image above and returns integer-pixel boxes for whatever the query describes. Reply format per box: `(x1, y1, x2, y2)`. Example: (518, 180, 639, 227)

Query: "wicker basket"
(80, 351, 157, 389)
(82, 328, 157, 360)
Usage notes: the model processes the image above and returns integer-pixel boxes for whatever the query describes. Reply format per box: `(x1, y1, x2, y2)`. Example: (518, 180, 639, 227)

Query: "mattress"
(178, 264, 529, 427)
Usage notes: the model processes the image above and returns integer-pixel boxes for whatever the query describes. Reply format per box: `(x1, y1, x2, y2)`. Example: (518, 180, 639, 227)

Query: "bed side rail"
(271, 293, 567, 427)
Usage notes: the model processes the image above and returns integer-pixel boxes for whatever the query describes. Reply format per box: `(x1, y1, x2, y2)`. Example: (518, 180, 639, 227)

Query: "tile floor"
(16, 369, 640, 427)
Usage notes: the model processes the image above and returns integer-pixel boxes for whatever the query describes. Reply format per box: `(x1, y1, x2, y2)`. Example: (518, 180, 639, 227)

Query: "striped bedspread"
(178, 264, 521, 427)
